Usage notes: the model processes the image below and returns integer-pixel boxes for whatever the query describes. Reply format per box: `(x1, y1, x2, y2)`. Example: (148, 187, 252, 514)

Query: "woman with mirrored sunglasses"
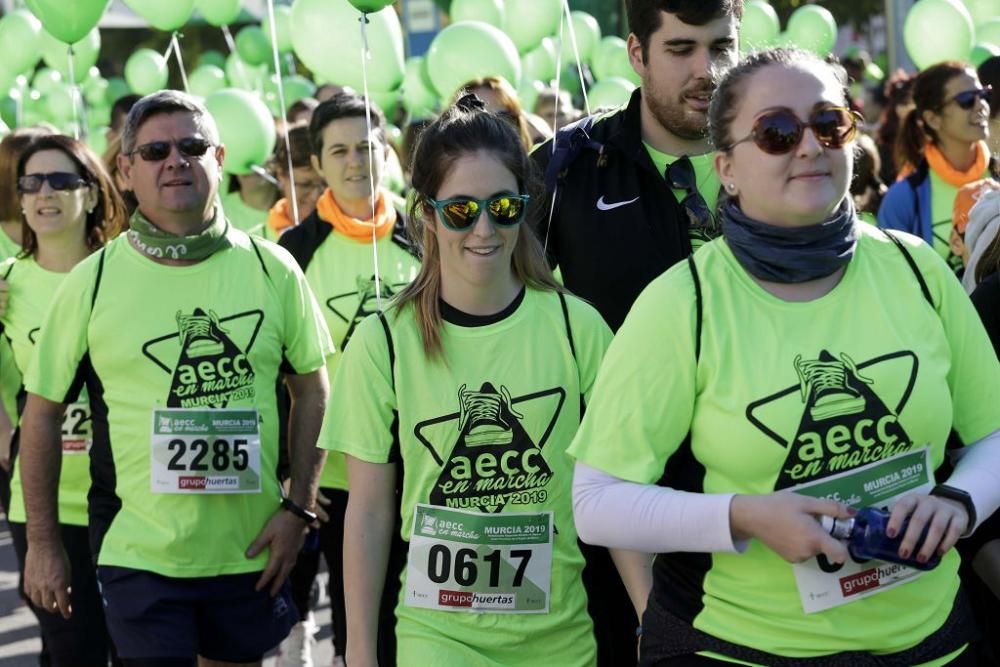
(570, 48, 1000, 667)
(320, 94, 623, 666)
(879, 62, 997, 276)
(5, 134, 126, 665)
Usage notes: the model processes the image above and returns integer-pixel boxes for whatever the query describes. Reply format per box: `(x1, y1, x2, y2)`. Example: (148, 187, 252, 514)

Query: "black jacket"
(533, 89, 694, 331)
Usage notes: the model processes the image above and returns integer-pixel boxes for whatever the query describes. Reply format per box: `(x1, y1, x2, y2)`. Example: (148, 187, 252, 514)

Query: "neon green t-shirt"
(569, 225, 1000, 661)
(247, 221, 280, 242)
(323, 288, 610, 665)
(929, 170, 985, 274)
(305, 229, 420, 490)
(2, 257, 92, 526)
(0, 227, 22, 430)
(644, 143, 721, 252)
(25, 229, 334, 577)
(221, 190, 270, 233)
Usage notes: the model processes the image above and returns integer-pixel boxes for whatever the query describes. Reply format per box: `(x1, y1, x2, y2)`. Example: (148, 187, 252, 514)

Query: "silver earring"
(727, 183, 736, 192)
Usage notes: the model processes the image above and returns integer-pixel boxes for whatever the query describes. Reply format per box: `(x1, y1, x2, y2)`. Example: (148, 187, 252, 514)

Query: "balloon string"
(544, 9, 566, 255)
(266, 0, 298, 225)
(250, 164, 280, 186)
(66, 44, 80, 139)
(171, 32, 190, 92)
(359, 12, 383, 312)
(562, 0, 590, 116)
(220, 25, 252, 90)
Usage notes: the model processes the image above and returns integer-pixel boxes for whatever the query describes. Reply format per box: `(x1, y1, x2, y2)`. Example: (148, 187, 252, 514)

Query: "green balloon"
(24, 0, 109, 44)
(262, 5, 294, 54)
(740, 0, 780, 51)
(426, 21, 521, 99)
(522, 38, 558, 83)
(501, 0, 560, 53)
(384, 143, 404, 195)
(592, 36, 640, 85)
(559, 11, 601, 65)
(125, 49, 168, 96)
(225, 52, 267, 91)
(971, 42, 1000, 66)
(786, 5, 837, 55)
(262, 74, 316, 108)
(105, 77, 131, 106)
(189, 64, 227, 98)
(45, 82, 76, 122)
(197, 50, 227, 70)
(204, 88, 276, 174)
(40, 27, 100, 83)
(87, 127, 108, 156)
(291, 0, 405, 92)
(977, 19, 1000, 46)
(123, 0, 194, 31)
(33, 68, 63, 95)
(368, 89, 400, 119)
(0, 96, 17, 129)
(905, 0, 974, 70)
(195, 0, 242, 26)
(517, 76, 545, 114)
(0, 10, 42, 78)
(450, 0, 504, 28)
(89, 103, 111, 126)
(0, 117, 9, 137)
(348, 0, 394, 12)
(588, 76, 635, 109)
(964, 0, 1000, 25)
(236, 26, 271, 66)
(402, 56, 439, 118)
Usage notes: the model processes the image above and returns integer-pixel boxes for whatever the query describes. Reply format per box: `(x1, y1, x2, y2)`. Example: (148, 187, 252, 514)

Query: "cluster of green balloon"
(40, 27, 101, 83)
(189, 64, 227, 98)
(263, 5, 293, 54)
(225, 51, 268, 91)
(204, 88, 276, 175)
(502, 0, 560, 54)
(559, 11, 602, 65)
(904, 0, 974, 70)
(23, 0, 109, 43)
(591, 37, 640, 85)
(0, 10, 42, 91)
(291, 0, 404, 94)
(123, 0, 194, 32)
(425, 21, 521, 101)
(402, 56, 438, 118)
(261, 74, 315, 116)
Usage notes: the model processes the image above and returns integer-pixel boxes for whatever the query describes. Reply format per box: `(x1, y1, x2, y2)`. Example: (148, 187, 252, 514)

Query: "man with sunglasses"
(532, 2, 743, 664)
(19, 90, 334, 667)
(277, 92, 419, 667)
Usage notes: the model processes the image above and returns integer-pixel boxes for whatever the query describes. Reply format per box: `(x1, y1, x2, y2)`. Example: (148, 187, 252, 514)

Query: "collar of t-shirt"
(440, 287, 526, 327)
(643, 142, 721, 214)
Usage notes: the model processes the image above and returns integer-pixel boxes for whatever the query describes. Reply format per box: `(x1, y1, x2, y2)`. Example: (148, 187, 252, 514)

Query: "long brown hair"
(396, 94, 560, 359)
(17, 135, 127, 257)
(894, 62, 971, 171)
(0, 128, 54, 222)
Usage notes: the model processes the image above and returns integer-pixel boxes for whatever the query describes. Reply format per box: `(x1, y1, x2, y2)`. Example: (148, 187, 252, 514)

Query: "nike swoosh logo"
(596, 195, 640, 211)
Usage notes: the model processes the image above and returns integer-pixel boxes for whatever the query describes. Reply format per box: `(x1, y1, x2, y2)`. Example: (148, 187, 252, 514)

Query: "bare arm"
(20, 393, 71, 618)
(0, 402, 13, 472)
(248, 368, 328, 595)
(610, 549, 653, 619)
(344, 455, 396, 667)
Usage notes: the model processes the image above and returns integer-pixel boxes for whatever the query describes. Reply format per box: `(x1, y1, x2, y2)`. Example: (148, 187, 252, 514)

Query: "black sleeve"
(970, 272, 1000, 360)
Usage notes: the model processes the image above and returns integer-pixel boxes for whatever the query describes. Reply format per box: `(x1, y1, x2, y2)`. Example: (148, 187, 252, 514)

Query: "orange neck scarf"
(267, 198, 296, 238)
(316, 188, 396, 243)
(925, 140, 989, 188)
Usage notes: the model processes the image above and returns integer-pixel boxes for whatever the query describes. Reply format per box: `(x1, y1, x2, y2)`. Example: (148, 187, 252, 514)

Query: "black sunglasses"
(722, 106, 862, 155)
(128, 137, 214, 162)
(945, 85, 992, 110)
(428, 194, 530, 231)
(666, 157, 718, 243)
(17, 171, 89, 194)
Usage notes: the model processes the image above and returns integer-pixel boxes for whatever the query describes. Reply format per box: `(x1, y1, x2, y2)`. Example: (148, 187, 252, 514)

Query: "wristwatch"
(930, 484, 976, 535)
(281, 497, 318, 524)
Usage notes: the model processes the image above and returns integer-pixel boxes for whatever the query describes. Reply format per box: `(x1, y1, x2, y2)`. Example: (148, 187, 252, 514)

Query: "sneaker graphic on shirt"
(794, 352, 873, 421)
(176, 309, 227, 358)
(458, 384, 524, 447)
(325, 274, 400, 349)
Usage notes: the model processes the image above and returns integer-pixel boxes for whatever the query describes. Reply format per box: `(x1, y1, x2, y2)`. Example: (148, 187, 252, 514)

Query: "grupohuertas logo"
(746, 350, 919, 490)
(142, 308, 264, 408)
(325, 274, 399, 349)
(414, 382, 565, 513)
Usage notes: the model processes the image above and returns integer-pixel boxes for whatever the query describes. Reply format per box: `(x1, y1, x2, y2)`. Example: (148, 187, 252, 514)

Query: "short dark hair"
(272, 123, 313, 174)
(110, 94, 142, 132)
(626, 0, 744, 61)
(709, 48, 848, 152)
(308, 92, 386, 158)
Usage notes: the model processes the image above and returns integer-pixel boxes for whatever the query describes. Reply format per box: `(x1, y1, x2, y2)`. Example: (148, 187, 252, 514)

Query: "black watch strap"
(281, 497, 318, 524)
(931, 484, 976, 535)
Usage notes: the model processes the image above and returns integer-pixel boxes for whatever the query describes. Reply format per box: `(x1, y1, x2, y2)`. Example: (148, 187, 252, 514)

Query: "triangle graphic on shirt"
(324, 274, 402, 349)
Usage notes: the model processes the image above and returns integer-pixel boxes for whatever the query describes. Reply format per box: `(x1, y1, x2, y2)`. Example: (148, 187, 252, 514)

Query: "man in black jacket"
(533, 2, 742, 664)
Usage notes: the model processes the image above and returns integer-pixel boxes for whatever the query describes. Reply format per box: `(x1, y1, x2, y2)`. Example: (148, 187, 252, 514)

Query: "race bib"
(60, 401, 91, 455)
(150, 408, 261, 494)
(791, 447, 933, 613)
(405, 504, 552, 614)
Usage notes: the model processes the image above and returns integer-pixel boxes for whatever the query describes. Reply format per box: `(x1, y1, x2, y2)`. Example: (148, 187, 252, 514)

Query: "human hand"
(315, 490, 331, 524)
(730, 493, 854, 564)
(246, 508, 308, 596)
(887, 493, 968, 566)
(23, 542, 72, 619)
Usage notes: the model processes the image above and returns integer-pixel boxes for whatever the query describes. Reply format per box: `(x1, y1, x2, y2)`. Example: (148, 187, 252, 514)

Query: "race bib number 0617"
(150, 408, 261, 494)
(405, 504, 552, 614)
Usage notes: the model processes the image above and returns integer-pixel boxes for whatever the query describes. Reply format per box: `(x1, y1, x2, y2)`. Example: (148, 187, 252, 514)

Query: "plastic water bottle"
(821, 507, 941, 571)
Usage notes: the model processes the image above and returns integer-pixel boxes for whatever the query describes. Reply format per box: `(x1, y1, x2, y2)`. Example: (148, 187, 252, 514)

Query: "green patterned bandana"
(128, 207, 233, 261)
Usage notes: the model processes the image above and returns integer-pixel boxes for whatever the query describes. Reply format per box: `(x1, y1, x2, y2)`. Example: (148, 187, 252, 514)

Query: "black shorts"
(97, 565, 297, 661)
